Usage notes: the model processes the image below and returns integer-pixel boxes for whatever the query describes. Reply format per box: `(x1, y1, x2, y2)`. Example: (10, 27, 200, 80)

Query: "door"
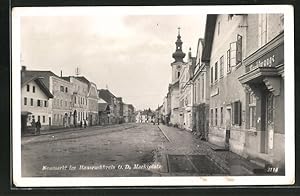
(265, 92, 275, 153)
(225, 108, 232, 150)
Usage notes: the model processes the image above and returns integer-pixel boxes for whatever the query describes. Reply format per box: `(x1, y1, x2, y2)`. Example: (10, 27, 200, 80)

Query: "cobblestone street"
(21, 123, 262, 177)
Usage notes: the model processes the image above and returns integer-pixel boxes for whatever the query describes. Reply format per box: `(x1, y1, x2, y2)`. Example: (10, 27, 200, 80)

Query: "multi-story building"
(98, 98, 110, 125)
(169, 28, 186, 126)
(23, 68, 74, 129)
(192, 38, 210, 140)
(73, 77, 99, 126)
(98, 89, 118, 124)
(116, 97, 124, 123)
(205, 14, 284, 169)
(62, 76, 89, 127)
(21, 67, 53, 132)
(127, 104, 135, 122)
(238, 14, 284, 168)
(49, 75, 74, 128)
(123, 104, 129, 123)
(178, 48, 195, 131)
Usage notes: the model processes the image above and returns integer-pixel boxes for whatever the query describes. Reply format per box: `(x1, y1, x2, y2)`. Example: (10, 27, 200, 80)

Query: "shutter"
(231, 102, 234, 125)
(236, 35, 242, 64)
(237, 101, 241, 126)
(230, 42, 236, 66)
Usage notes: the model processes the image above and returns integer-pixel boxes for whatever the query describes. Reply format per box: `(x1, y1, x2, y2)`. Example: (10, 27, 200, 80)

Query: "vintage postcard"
(12, 5, 294, 187)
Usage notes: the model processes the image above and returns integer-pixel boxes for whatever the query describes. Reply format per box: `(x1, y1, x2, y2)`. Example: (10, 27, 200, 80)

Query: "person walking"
(31, 118, 36, 135)
(84, 119, 87, 128)
(36, 119, 41, 135)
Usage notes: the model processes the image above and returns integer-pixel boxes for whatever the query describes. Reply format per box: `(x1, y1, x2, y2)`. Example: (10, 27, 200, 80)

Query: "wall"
(208, 14, 247, 153)
(49, 76, 73, 127)
(22, 80, 51, 129)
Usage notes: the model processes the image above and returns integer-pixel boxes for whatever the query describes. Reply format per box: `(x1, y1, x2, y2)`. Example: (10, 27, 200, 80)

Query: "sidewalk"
(22, 123, 132, 138)
(158, 124, 267, 176)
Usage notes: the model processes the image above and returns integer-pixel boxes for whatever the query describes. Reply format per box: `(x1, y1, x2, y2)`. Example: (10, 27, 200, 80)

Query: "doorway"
(225, 107, 232, 150)
(261, 91, 275, 154)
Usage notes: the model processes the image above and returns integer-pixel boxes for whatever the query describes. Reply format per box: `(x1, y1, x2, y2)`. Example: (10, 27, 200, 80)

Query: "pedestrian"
(31, 118, 36, 134)
(36, 119, 41, 135)
(84, 119, 87, 128)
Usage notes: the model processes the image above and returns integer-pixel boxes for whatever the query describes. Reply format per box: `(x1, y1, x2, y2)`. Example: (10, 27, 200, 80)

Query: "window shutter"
(230, 42, 236, 66)
(237, 101, 241, 126)
(236, 35, 242, 64)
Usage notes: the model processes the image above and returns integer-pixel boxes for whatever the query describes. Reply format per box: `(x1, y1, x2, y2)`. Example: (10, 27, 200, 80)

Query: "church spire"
(172, 27, 186, 63)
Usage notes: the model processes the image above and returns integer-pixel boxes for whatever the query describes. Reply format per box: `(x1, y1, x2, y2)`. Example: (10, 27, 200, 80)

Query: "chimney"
(188, 47, 192, 61)
(60, 70, 62, 77)
(21, 66, 26, 71)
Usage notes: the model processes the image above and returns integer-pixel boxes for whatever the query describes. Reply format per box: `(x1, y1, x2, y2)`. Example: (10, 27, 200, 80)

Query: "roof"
(21, 74, 53, 98)
(97, 89, 116, 103)
(201, 14, 217, 63)
(22, 70, 58, 89)
(74, 76, 90, 84)
(98, 103, 109, 112)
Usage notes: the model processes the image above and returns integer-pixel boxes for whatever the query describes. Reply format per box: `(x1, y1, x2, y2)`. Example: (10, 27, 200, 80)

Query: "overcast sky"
(21, 15, 206, 110)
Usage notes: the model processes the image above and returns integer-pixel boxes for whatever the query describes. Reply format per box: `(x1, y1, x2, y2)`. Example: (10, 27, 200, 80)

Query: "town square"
(19, 11, 286, 178)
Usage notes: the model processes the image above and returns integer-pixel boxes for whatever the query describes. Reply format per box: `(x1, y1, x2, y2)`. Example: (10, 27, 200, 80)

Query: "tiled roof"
(21, 73, 53, 98)
(97, 89, 116, 103)
(74, 76, 90, 84)
(22, 70, 58, 89)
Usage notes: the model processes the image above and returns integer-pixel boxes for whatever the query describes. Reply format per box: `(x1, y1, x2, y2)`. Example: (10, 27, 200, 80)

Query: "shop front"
(239, 32, 284, 169)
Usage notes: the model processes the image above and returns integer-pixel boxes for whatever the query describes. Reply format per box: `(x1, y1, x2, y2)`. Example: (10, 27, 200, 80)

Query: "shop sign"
(246, 44, 284, 72)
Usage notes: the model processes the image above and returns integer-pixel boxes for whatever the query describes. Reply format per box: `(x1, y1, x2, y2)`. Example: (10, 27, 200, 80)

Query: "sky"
(21, 14, 206, 110)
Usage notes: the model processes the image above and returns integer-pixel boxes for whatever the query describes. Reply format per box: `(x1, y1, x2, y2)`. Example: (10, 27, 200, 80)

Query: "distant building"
(62, 76, 89, 127)
(178, 48, 196, 131)
(98, 98, 110, 125)
(98, 89, 118, 124)
(21, 67, 53, 132)
(191, 38, 210, 140)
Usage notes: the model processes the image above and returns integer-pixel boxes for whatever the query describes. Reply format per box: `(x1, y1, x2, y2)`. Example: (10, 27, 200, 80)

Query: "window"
(32, 86, 35, 93)
(30, 98, 33, 106)
(177, 72, 180, 78)
(60, 100, 63, 106)
(220, 107, 224, 125)
(43, 116, 45, 123)
(38, 115, 40, 121)
(215, 108, 218, 126)
(210, 67, 214, 84)
(236, 34, 242, 64)
(65, 87, 68, 93)
(227, 49, 231, 73)
(210, 109, 214, 125)
(37, 99, 41, 106)
(249, 94, 256, 128)
(258, 14, 267, 47)
(232, 100, 241, 125)
(220, 56, 224, 78)
(24, 97, 27, 105)
(65, 101, 67, 107)
(60, 86, 64, 92)
(215, 62, 218, 82)
(74, 96, 76, 104)
(44, 100, 47, 107)
(27, 85, 30, 92)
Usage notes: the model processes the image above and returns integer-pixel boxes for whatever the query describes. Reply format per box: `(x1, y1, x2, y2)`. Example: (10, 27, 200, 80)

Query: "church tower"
(171, 27, 186, 83)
